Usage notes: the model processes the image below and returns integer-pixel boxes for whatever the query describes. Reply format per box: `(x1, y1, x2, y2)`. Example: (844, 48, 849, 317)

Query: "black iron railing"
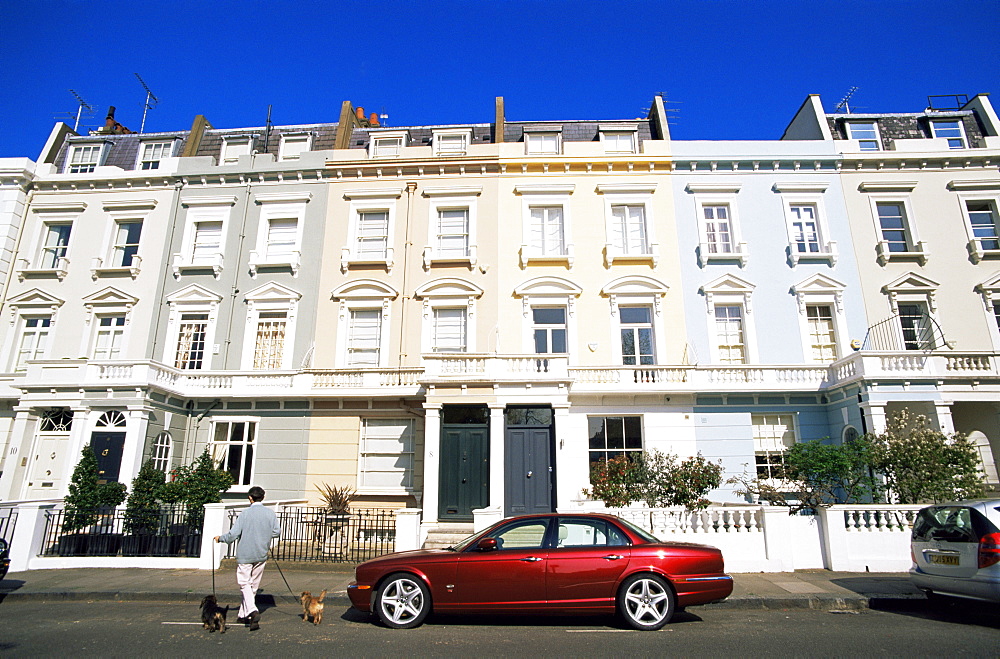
(861, 312, 948, 352)
(39, 505, 201, 557)
(0, 509, 17, 545)
(224, 506, 396, 563)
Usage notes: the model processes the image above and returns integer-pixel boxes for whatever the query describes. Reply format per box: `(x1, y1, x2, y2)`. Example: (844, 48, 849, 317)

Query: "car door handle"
(603, 554, 624, 560)
(520, 556, 543, 562)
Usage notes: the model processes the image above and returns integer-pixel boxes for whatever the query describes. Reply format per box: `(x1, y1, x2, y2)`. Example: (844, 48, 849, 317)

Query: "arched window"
(96, 410, 127, 429)
(39, 408, 73, 432)
(151, 431, 172, 473)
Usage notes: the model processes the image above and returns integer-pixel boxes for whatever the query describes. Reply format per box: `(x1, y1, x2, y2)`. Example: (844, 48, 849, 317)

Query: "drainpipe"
(396, 182, 418, 367)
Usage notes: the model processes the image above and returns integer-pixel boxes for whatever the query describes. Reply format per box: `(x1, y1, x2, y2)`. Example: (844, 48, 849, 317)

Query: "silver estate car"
(910, 500, 1000, 603)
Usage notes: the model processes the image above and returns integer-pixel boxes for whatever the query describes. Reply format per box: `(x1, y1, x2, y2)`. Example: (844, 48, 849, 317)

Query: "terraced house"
(0, 92, 997, 545)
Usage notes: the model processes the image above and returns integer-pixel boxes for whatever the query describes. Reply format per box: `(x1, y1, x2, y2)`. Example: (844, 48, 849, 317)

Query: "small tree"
(124, 459, 166, 534)
(584, 450, 723, 511)
(160, 450, 234, 529)
(63, 444, 127, 533)
(584, 453, 645, 508)
(728, 436, 882, 514)
(869, 409, 985, 504)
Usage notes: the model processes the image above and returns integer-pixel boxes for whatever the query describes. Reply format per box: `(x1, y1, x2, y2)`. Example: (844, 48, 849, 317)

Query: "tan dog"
(300, 590, 327, 625)
(200, 595, 227, 633)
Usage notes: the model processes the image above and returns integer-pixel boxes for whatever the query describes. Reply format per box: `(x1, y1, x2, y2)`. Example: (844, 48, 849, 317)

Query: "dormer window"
(370, 131, 408, 158)
(930, 119, 967, 149)
(137, 140, 175, 170)
(432, 129, 472, 156)
(66, 143, 107, 173)
(600, 125, 638, 154)
(279, 133, 312, 161)
(221, 136, 253, 165)
(846, 122, 880, 151)
(524, 126, 562, 155)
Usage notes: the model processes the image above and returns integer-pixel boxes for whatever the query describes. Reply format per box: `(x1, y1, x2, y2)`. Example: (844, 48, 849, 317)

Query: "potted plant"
(61, 444, 127, 556)
(122, 460, 166, 556)
(159, 450, 233, 556)
(317, 483, 355, 557)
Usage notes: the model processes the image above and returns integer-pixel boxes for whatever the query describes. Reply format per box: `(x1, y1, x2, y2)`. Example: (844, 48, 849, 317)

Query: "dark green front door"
(90, 432, 126, 483)
(438, 425, 489, 521)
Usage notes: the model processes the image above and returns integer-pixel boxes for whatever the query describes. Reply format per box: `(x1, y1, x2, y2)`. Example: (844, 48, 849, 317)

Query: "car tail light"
(978, 532, 1000, 569)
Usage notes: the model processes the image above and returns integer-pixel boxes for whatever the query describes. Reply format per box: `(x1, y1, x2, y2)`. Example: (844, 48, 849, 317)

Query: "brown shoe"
(248, 611, 260, 631)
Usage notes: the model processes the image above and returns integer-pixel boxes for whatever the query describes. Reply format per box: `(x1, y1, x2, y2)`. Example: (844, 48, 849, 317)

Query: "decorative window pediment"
(7, 288, 65, 310)
(414, 278, 483, 299)
(700, 274, 755, 313)
(975, 271, 1000, 312)
(331, 279, 399, 300)
(601, 275, 669, 318)
(82, 286, 138, 310)
(514, 276, 582, 318)
(244, 281, 302, 304)
(791, 273, 847, 314)
(882, 272, 940, 313)
(165, 283, 224, 306)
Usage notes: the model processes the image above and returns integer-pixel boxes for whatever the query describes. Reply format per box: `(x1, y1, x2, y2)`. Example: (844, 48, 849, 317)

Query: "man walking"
(215, 485, 281, 631)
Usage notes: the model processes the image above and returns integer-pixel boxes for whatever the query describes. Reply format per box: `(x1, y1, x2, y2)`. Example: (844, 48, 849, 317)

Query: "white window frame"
(210, 417, 259, 492)
(91, 313, 127, 360)
(599, 125, 638, 154)
(845, 121, 881, 151)
(524, 126, 562, 155)
(930, 119, 967, 149)
(601, 275, 669, 367)
(80, 287, 137, 361)
(2, 290, 63, 371)
(432, 129, 472, 156)
(220, 136, 253, 165)
(422, 187, 481, 268)
(866, 193, 926, 266)
(791, 274, 848, 364)
(13, 315, 53, 371)
(600, 184, 658, 267)
(342, 189, 401, 272)
(752, 413, 798, 484)
(956, 191, 1000, 263)
(883, 272, 943, 351)
(65, 142, 109, 173)
(369, 131, 409, 158)
(92, 199, 156, 278)
(513, 277, 582, 364)
(240, 282, 301, 370)
(278, 132, 312, 161)
(701, 274, 758, 364)
(331, 280, 398, 368)
(151, 431, 173, 472)
(135, 139, 177, 170)
(173, 197, 237, 277)
(248, 192, 310, 276)
(516, 184, 575, 267)
(587, 415, 644, 468)
(163, 284, 222, 370)
(18, 204, 85, 281)
(431, 307, 468, 353)
(689, 184, 746, 267)
(414, 278, 483, 355)
(357, 418, 416, 494)
(37, 221, 73, 271)
(775, 183, 837, 265)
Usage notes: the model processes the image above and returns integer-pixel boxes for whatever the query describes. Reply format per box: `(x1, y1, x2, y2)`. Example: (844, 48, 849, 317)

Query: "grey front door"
(504, 408, 555, 517)
(438, 425, 489, 521)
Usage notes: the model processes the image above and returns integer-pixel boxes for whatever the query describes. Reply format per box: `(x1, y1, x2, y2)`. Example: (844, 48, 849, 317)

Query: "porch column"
(933, 402, 955, 435)
(122, 406, 152, 483)
(552, 403, 572, 509)
(861, 402, 887, 434)
(421, 403, 442, 525)
(488, 404, 505, 511)
(0, 407, 36, 501)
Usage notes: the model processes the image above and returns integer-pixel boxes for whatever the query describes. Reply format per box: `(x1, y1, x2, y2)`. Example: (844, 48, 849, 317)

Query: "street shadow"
(867, 595, 1000, 630)
(0, 578, 26, 606)
(830, 576, 924, 599)
(338, 607, 703, 629)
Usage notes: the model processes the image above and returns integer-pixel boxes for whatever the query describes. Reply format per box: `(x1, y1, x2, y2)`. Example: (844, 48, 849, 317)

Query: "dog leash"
(268, 547, 297, 597)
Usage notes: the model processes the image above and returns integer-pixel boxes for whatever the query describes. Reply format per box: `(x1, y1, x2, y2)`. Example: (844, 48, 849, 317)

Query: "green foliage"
(124, 460, 166, 534)
(868, 410, 986, 504)
(62, 444, 128, 533)
(317, 482, 356, 514)
(585, 450, 723, 511)
(729, 436, 882, 514)
(160, 450, 234, 528)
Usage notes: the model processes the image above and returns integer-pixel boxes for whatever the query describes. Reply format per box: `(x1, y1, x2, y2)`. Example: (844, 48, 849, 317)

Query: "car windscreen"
(912, 506, 999, 543)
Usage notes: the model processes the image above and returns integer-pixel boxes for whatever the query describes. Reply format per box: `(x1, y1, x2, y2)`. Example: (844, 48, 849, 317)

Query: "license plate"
(929, 554, 960, 566)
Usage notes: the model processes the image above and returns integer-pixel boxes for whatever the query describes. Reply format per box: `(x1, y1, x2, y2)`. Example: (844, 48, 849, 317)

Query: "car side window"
(913, 506, 979, 543)
(493, 520, 549, 550)
(555, 519, 628, 548)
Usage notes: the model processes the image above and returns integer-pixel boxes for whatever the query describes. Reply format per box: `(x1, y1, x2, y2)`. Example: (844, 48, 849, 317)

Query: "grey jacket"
(218, 502, 281, 564)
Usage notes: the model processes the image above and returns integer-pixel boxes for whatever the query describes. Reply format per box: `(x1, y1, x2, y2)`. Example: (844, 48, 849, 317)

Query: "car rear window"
(912, 506, 998, 543)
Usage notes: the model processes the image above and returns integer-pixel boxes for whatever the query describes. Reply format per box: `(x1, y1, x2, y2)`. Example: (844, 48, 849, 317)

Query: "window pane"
(877, 203, 909, 252)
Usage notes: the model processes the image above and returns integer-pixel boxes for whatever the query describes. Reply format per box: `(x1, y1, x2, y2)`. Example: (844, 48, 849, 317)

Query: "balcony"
(171, 252, 224, 278)
(17, 257, 69, 282)
(787, 240, 838, 266)
(91, 254, 142, 280)
(875, 240, 928, 266)
(697, 241, 748, 268)
(248, 249, 301, 277)
(969, 237, 1000, 264)
(830, 351, 1000, 386)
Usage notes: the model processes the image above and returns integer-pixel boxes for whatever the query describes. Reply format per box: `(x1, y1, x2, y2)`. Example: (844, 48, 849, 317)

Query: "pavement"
(0, 561, 926, 612)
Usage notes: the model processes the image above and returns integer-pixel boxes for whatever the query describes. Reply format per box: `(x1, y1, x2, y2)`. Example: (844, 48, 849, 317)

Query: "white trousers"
(235, 561, 266, 619)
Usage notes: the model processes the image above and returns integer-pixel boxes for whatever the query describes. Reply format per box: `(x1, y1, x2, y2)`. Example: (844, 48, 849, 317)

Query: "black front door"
(438, 425, 489, 521)
(90, 432, 126, 483)
(504, 407, 555, 517)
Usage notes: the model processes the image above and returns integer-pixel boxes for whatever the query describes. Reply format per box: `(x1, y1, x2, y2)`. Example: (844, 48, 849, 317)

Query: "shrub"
(159, 450, 234, 529)
(63, 444, 128, 533)
(585, 450, 723, 511)
(124, 459, 166, 534)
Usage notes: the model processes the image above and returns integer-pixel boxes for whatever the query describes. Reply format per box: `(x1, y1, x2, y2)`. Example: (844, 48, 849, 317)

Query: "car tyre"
(374, 573, 430, 629)
(617, 573, 675, 631)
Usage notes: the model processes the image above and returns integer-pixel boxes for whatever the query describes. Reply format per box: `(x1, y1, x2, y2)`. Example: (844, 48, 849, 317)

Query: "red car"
(348, 513, 732, 630)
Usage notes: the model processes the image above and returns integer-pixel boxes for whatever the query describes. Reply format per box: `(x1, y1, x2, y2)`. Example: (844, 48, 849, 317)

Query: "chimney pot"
(356, 106, 365, 120)
(369, 112, 380, 126)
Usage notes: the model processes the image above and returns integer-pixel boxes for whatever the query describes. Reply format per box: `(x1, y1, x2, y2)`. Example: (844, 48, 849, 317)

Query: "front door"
(90, 432, 126, 483)
(504, 407, 555, 517)
(438, 425, 489, 521)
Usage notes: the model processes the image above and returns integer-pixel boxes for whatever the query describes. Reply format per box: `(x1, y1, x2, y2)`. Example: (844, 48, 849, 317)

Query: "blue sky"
(1, 0, 998, 159)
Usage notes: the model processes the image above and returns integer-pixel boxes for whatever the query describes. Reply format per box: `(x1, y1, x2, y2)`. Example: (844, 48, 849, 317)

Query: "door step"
(422, 523, 475, 549)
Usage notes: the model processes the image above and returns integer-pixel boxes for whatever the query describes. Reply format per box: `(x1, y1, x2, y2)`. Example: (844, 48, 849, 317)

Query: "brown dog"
(300, 590, 327, 625)
(200, 594, 227, 633)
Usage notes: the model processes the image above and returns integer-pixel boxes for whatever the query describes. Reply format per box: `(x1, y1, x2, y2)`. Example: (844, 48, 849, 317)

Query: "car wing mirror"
(476, 537, 498, 552)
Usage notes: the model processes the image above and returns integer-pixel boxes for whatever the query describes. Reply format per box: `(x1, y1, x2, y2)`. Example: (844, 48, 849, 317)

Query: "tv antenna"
(134, 73, 159, 133)
(379, 106, 389, 127)
(834, 86, 859, 114)
(262, 105, 274, 153)
(67, 89, 95, 132)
